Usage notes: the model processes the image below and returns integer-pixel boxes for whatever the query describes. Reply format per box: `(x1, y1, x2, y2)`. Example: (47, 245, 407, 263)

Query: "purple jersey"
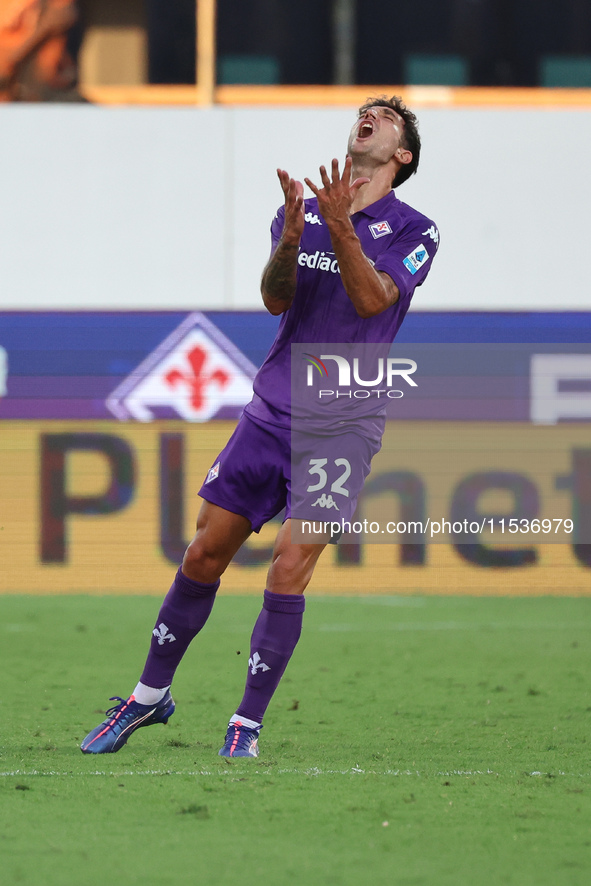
(244, 190, 438, 429)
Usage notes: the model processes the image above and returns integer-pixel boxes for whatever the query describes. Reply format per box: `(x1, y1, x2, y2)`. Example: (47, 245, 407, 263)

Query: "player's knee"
(270, 544, 322, 585)
(182, 536, 225, 583)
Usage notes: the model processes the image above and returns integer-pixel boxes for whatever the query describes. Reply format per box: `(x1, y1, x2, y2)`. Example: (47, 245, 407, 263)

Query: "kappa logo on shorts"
(369, 221, 392, 239)
(311, 493, 340, 511)
(205, 461, 220, 484)
(403, 243, 429, 275)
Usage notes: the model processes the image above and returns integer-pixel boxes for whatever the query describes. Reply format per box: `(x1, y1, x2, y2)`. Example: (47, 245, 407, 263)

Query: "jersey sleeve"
(270, 204, 285, 254)
(373, 218, 439, 302)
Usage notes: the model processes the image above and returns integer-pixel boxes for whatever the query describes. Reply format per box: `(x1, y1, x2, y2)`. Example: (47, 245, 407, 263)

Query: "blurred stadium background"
(1, 0, 591, 596)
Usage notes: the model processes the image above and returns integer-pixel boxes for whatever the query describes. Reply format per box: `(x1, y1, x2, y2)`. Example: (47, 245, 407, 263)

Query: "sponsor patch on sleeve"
(369, 221, 392, 239)
(402, 243, 429, 275)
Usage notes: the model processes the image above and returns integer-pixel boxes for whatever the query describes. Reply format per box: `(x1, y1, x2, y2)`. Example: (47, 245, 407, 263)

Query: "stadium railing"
(79, 84, 591, 108)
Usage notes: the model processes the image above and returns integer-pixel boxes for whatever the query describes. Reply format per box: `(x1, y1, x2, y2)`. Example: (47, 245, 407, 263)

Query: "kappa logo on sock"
(153, 623, 177, 645)
(249, 651, 271, 675)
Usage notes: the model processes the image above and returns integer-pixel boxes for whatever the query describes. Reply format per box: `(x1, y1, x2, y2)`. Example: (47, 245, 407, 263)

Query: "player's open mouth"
(358, 121, 374, 139)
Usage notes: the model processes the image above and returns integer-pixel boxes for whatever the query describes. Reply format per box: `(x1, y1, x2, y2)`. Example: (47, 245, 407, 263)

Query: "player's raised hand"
(304, 156, 369, 224)
(277, 168, 305, 245)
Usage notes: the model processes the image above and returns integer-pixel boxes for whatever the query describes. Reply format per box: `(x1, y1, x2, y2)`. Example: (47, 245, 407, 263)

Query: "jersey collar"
(352, 189, 398, 219)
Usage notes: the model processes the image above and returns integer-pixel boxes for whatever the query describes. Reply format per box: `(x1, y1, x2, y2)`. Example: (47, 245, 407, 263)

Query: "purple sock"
(140, 568, 219, 689)
(235, 590, 306, 724)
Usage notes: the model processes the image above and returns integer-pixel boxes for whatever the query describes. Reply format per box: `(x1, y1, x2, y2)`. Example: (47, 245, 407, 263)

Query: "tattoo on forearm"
(262, 243, 299, 303)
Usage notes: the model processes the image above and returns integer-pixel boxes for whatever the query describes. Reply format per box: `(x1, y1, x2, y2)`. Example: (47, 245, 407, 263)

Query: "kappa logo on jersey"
(403, 243, 429, 276)
(422, 225, 439, 245)
(312, 493, 340, 510)
(305, 211, 323, 225)
(205, 461, 220, 484)
(249, 651, 271, 675)
(153, 623, 176, 645)
(369, 220, 392, 239)
(106, 312, 257, 422)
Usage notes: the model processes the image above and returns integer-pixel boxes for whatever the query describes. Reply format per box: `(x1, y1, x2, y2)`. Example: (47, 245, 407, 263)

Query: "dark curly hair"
(358, 95, 421, 188)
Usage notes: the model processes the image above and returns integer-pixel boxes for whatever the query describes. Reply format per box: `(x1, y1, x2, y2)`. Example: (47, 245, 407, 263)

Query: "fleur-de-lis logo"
(249, 651, 271, 676)
(165, 345, 230, 411)
(153, 623, 176, 646)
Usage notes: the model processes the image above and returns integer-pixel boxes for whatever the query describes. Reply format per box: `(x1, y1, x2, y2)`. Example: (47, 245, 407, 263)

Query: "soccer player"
(81, 96, 439, 758)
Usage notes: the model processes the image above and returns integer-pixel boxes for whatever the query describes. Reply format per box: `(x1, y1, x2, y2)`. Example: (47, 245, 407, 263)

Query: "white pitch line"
(316, 622, 591, 632)
(1, 768, 589, 778)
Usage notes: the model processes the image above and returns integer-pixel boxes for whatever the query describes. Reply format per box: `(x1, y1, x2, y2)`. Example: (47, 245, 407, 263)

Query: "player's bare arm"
(261, 169, 305, 316)
(305, 157, 400, 319)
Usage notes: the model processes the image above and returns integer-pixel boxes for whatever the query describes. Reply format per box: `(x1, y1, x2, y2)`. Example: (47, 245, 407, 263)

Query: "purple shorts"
(199, 414, 379, 532)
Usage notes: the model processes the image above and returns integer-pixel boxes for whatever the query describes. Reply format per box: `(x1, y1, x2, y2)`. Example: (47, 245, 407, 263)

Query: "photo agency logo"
(302, 350, 418, 401)
(291, 343, 420, 543)
(290, 343, 591, 548)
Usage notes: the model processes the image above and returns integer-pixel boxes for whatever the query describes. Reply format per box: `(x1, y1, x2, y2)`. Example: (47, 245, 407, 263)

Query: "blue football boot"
(218, 720, 262, 758)
(80, 692, 175, 754)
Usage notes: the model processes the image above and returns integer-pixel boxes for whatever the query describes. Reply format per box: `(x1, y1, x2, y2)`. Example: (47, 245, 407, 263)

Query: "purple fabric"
(140, 568, 219, 689)
(244, 191, 438, 430)
(235, 590, 306, 724)
(199, 413, 290, 531)
(290, 426, 378, 523)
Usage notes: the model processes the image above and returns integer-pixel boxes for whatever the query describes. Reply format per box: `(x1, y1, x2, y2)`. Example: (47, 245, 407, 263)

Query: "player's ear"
(395, 146, 413, 167)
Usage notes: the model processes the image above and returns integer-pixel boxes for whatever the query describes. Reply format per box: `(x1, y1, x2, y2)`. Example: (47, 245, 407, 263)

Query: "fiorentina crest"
(106, 312, 257, 422)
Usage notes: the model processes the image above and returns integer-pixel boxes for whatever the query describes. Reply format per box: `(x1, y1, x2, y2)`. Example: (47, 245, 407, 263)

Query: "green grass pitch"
(2, 593, 591, 885)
